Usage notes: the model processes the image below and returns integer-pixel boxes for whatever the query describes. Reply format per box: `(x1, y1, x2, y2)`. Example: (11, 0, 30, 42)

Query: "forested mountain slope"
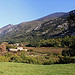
(0, 10, 75, 43)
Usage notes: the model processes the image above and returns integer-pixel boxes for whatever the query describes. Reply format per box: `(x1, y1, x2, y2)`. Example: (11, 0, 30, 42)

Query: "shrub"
(27, 49, 33, 52)
(43, 57, 59, 65)
(71, 57, 75, 63)
(58, 55, 75, 64)
(62, 50, 69, 56)
(9, 54, 21, 63)
(45, 56, 49, 59)
(27, 57, 37, 64)
(43, 59, 55, 65)
(5, 53, 12, 57)
(0, 55, 9, 62)
(20, 52, 26, 60)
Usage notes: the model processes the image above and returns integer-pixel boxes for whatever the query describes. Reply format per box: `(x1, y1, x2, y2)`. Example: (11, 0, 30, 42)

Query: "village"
(0, 42, 28, 54)
(0, 42, 47, 57)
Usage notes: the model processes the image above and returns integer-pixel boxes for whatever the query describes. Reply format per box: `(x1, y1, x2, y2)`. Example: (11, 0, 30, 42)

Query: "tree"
(67, 10, 75, 30)
(66, 10, 75, 56)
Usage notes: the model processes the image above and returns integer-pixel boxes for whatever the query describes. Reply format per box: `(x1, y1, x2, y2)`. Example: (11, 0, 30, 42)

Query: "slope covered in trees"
(0, 10, 74, 44)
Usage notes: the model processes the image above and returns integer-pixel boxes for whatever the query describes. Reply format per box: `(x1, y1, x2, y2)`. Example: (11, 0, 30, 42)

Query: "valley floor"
(0, 62, 75, 75)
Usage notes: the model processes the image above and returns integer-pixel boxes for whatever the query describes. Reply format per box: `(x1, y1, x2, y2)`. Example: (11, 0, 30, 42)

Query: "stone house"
(9, 47, 28, 51)
(17, 47, 23, 50)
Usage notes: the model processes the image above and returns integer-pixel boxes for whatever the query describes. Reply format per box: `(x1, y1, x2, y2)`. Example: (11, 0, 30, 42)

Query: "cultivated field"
(25, 47, 65, 54)
(0, 62, 75, 75)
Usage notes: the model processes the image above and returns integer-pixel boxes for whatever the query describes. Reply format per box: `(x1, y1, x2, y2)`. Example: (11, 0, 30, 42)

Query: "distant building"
(9, 47, 28, 51)
(13, 43, 20, 46)
(17, 47, 23, 50)
(10, 43, 20, 46)
(9, 49, 18, 51)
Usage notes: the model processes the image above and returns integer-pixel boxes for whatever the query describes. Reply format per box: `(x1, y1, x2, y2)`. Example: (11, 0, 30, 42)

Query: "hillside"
(0, 62, 75, 75)
(0, 12, 65, 36)
(0, 10, 75, 43)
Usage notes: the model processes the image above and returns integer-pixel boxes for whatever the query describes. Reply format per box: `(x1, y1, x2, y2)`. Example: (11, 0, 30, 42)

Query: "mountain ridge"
(0, 10, 75, 43)
(0, 12, 66, 35)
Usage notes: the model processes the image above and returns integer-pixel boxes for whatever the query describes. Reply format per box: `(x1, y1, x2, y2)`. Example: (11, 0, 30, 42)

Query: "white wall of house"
(17, 47, 23, 50)
(9, 49, 18, 51)
(22, 49, 28, 51)
(9, 47, 28, 51)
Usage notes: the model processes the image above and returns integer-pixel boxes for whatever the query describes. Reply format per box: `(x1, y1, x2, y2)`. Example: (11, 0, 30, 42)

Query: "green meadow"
(0, 62, 75, 75)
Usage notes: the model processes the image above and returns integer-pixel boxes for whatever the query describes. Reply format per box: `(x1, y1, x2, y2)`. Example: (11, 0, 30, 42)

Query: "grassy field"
(0, 62, 75, 75)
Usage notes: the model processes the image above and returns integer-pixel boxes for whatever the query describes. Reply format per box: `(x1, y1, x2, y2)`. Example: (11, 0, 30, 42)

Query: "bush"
(0, 55, 9, 62)
(27, 49, 33, 52)
(5, 53, 12, 57)
(58, 56, 75, 64)
(20, 52, 26, 60)
(45, 56, 49, 59)
(27, 57, 37, 64)
(43, 60, 55, 65)
(9, 54, 21, 63)
(71, 57, 75, 63)
(62, 50, 69, 56)
(43, 57, 59, 65)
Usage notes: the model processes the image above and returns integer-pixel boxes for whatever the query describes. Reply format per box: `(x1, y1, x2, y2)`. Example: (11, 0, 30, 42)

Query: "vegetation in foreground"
(0, 62, 75, 75)
(0, 35, 75, 65)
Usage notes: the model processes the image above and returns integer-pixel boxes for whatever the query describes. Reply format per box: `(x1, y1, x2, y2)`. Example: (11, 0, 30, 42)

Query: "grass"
(0, 62, 75, 75)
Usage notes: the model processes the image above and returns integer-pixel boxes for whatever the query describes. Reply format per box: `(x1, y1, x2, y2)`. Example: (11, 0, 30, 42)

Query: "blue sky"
(0, 0, 75, 28)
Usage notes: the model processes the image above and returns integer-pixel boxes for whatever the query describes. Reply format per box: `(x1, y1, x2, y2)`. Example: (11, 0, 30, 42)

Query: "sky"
(0, 0, 75, 28)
